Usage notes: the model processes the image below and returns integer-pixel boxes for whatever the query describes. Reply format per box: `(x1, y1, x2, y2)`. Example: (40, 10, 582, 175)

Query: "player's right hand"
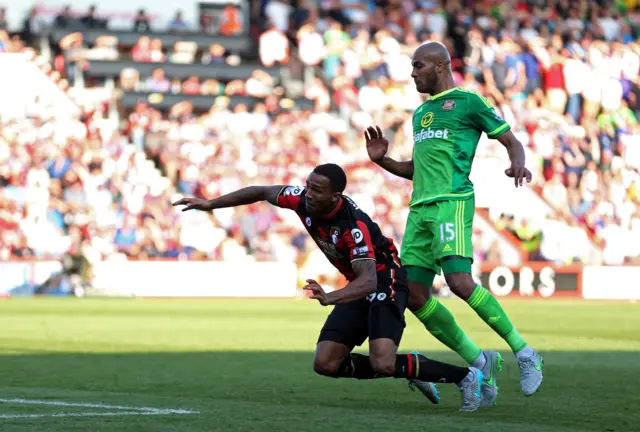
(172, 197, 213, 212)
(364, 125, 389, 163)
(504, 165, 533, 188)
(303, 279, 330, 306)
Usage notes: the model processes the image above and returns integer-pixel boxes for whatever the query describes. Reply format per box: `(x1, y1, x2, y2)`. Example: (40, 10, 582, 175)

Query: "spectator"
(568, 189, 591, 221)
(170, 41, 196, 64)
(53, 5, 73, 28)
(357, 80, 386, 113)
(201, 43, 226, 64)
(0, 7, 8, 30)
(598, 213, 627, 265)
(145, 68, 170, 93)
(297, 24, 325, 68)
(149, 38, 166, 62)
(4, 0, 640, 271)
(85, 35, 118, 61)
(133, 9, 152, 33)
(182, 76, 201, 95)
(114, 215, 138, 254)
(289, 0, 312, 32)
(119, 67, 140, 91)
(580, 160, 601, 204)
(259, 21, 289, 67)
(543, 173, 569, 212)
(542, 48, 568, 114)
(597, 8, 621, 42)
(562, 137, 587, 178)
(132, 36, 153, 62)
(168, 11, 188, 33)
(563, 50, 588, 123)
(264, 0, 291, 33)
(220, 3, 242, 36)
(219, 227, 252, 262)
(21, 7, 40, 44)
(79, 5, 104, 29)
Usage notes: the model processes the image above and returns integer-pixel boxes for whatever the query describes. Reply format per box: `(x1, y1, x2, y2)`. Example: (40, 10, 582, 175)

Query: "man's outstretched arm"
(172, 185, 285, 212)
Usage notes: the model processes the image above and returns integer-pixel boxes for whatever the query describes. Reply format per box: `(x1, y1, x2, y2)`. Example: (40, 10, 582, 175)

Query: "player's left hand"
(303, 279, 331, 306)
(504, 165, 532, 188)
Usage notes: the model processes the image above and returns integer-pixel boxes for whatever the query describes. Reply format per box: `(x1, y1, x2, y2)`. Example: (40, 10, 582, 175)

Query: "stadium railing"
(49, 28, 253, 54)
(119, 92, 314, 112)
(85, 60, 280, 82)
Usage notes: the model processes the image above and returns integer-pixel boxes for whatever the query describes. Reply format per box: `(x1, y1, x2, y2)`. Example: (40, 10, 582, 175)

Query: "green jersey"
(410, 87, 510, 206)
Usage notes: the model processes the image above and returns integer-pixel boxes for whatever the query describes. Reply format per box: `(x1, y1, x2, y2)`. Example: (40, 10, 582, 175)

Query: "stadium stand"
(1, 0, 640, 292)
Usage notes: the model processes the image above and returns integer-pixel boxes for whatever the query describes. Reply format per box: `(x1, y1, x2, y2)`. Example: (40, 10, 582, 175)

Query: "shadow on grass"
(0, 350, 638, 431)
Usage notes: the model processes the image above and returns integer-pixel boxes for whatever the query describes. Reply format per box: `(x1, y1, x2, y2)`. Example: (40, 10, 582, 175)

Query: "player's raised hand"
(303, 279, 330, 306)
(504, 165, 533, 188)
(172, 197, 213, 212)
(364, 125, 389, 163)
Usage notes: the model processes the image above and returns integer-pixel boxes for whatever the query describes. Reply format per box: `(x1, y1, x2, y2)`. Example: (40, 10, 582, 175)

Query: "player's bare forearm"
(497, 130, 532, 186)
(497, 131, 526, 167)
(326, 260, 377, 304)
(376, 157, 414, 180)
(205, 185, 284, 210)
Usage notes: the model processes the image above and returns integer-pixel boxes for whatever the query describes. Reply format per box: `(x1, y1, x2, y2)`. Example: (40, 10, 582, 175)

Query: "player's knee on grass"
(313, 341, 350, 377)
(369, 338, 398, 377)
(441, 257, 476, 300)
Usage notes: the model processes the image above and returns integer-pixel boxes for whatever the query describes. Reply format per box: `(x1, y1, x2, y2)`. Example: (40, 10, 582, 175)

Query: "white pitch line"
(0, 411, 196, 419)
(0, 398, 198, 415)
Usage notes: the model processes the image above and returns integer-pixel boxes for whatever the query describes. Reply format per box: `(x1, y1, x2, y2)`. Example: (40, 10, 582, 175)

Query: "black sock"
(395, 353, 469, 384)
(336, 353, 377, 379)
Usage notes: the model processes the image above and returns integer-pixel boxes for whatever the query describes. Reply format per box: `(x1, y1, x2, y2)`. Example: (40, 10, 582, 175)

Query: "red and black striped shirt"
(276, 186, 401, 281)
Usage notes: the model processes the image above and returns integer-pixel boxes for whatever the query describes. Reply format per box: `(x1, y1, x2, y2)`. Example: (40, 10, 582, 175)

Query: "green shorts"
(401, 197, 475, 274)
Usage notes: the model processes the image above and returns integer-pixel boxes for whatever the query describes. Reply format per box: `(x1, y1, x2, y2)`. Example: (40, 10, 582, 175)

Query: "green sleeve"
(624, 107, 637, 125)
(598, 113, 612, 129)
(467, 93, 511, 139)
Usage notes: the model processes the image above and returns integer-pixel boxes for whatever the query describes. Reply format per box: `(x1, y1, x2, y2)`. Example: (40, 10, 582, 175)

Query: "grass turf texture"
(0, 298, 638, 431)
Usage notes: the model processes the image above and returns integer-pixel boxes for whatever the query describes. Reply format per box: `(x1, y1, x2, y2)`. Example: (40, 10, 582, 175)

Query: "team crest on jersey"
(330, 227, 340, 245)
(305, 217, 311, 226)
(441, 100, 456, 110)
(420, 112, 434, 128)
(315, 237, 344, 259)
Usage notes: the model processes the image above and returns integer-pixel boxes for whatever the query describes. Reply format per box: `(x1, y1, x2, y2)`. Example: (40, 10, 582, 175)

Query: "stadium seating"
(1, 0, 639, 285)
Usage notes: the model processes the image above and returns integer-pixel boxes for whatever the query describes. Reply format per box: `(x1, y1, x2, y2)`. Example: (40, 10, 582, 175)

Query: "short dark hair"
(313, 163, 347, 193)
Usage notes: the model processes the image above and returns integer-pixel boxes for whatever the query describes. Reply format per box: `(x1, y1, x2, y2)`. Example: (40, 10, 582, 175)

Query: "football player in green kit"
(365, 41, 543, 407)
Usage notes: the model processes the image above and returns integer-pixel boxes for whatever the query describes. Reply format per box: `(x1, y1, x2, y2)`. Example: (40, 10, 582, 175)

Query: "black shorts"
(317, 268, 409, 349)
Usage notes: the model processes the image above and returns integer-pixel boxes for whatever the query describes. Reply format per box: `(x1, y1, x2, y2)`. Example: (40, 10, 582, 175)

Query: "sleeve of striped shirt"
(343, 220, 376, 263)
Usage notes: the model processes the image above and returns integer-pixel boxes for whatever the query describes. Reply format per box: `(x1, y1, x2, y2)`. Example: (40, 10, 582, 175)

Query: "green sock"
(413, 297, 483, 365)
(467, 285, 527, 353)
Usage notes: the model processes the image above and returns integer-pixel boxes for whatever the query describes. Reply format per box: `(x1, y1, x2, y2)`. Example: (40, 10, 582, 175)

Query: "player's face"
(411, 55, 436, 94)
(305, 173, 340, 216)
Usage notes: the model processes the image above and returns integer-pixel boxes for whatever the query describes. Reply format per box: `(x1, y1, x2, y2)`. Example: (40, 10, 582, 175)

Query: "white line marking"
(0, 398, 199, 416)
(0, 411, 193, 419)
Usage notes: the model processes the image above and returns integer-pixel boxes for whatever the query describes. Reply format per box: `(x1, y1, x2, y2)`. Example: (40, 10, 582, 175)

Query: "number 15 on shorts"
(439, 222, 455, 252)
(439, 223, 455, 242)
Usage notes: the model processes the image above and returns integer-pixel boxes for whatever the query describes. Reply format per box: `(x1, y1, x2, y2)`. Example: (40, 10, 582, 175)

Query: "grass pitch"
(0, 297, 639, 431)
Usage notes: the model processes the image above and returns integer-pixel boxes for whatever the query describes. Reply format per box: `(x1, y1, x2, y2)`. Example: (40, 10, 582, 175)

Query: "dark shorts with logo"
(317, 268, 409, 348)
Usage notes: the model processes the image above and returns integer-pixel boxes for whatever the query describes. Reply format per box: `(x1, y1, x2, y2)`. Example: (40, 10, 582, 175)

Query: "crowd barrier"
(0, 260, 637, 300)
(0, 260, 297, 298)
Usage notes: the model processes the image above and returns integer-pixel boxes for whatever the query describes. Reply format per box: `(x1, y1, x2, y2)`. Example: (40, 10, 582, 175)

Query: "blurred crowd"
(1, 0, 640, 282)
